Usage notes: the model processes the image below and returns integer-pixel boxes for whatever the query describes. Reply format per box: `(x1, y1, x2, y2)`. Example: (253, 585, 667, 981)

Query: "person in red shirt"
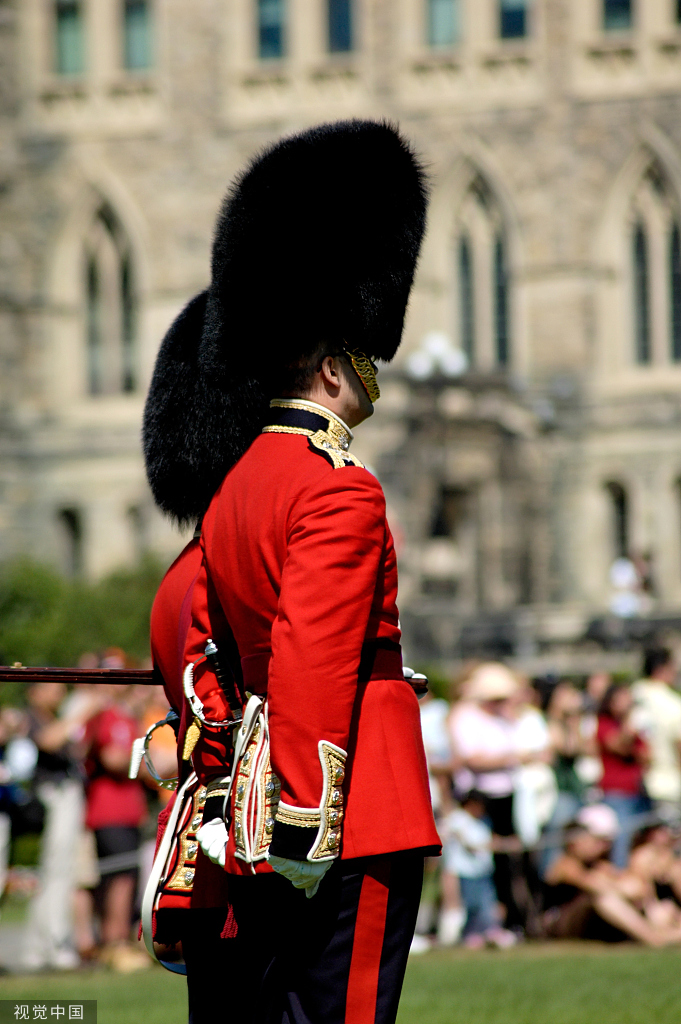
(597, 683, 651, 868)
(84, 682, 147, 968)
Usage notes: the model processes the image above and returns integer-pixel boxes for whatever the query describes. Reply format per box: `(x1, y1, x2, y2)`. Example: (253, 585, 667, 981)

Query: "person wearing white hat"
(449, 663, 531, 931)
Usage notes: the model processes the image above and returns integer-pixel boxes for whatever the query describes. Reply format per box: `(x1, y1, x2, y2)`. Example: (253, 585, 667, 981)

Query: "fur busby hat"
(143, 119, 428, 524)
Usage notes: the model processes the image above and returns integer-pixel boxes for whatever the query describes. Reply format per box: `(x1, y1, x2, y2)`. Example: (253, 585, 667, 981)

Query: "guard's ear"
(318, 356, 343, 391)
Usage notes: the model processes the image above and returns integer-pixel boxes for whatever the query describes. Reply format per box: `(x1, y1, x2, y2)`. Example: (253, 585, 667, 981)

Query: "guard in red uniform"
(143, 120, 440, 1024)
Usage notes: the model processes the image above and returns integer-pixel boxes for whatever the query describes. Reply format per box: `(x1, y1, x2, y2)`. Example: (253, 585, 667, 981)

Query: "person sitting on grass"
(629, 821, 681, 908)
(443, 790, 519, 949)
(543, 804, 681, 946)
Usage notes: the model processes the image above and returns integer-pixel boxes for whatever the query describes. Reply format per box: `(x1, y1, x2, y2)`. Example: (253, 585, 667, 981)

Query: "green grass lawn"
(0, 968, 186, 1024)
(0, 943, 679, 1023)
(398, 943, 681, 1024)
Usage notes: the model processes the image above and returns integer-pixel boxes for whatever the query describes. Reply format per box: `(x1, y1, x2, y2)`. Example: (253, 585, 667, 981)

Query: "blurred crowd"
(0, 642, 680, 973)
(0, 648, 174, 973)
(415, 645, 681, 952)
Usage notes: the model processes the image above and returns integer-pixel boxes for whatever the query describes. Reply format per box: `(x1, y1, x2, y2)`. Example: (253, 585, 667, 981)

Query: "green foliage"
(0, 556, 166, 680)
(10, 833, 41, 868)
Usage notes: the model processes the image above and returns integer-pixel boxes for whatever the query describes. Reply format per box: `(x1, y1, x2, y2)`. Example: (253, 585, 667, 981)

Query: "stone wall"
(1, 0, 681, 661)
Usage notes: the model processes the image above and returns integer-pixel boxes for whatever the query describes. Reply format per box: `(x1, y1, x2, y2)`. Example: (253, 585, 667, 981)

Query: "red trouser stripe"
(345, 859, 391, 1024)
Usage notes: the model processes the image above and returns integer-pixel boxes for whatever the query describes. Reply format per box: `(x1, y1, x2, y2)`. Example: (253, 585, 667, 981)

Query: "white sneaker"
(49, 948, 80, 971)
(415, 901, 436, 935)
(437, 907, 466, 946)
(485, 927, 517, 949)
(19, 954, 47, 973)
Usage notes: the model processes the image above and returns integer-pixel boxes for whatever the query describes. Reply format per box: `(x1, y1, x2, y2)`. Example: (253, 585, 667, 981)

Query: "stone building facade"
(1, 0, 681, 662)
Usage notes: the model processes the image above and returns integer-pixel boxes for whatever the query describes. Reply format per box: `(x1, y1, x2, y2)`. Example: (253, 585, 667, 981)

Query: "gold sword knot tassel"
(182, 717, 202, 761)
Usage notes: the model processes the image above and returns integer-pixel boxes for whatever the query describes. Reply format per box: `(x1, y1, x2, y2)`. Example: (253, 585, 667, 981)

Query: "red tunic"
(150, 537, 203, 716)
(149, 537, 231, 910)
(180, 401, 440, 868)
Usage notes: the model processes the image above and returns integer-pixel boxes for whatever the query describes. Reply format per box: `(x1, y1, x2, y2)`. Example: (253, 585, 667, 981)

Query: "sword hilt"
(205, 639, 243, 722)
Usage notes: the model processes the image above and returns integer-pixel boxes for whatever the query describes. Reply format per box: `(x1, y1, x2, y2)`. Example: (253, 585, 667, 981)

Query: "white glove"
(267, 854, 333, 899)
(197, 817, 228, 868)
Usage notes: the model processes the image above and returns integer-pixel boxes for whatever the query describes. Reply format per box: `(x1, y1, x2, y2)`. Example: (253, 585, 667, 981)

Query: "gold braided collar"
(262, 399, 363, 469)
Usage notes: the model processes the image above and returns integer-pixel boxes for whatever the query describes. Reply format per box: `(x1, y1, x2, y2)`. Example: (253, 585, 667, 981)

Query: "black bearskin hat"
(143, 119, 428, 524)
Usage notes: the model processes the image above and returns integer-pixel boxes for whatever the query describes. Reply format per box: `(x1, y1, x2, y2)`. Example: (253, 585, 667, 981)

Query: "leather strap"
(141, 772, 197, 974)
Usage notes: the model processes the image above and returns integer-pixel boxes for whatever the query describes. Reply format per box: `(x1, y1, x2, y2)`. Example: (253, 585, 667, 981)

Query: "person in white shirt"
(443, 791, 516, 949)
(417, 692, 465, 947)
(448, 663, 533, 931)
(632, 647, 681, 819)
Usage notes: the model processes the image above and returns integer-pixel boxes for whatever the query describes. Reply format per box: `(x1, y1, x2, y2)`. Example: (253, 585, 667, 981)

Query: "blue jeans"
(459, 875, 498, 937)
(540, 791, 583, 878)
(603, 791, 651, 868)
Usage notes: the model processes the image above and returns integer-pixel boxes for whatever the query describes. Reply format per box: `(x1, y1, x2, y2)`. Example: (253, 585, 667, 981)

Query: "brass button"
(327, 832, 338, 848)
(331, 789, 342, 806)
(265, 817, 275, 834)
(334, 766, 345, 783)
(183, 868, 195, 886)
(186, 842, 198, 860)
(191, 815, 202, 831)
(265, 779, 275, 796)
(328, 809, 339, 825)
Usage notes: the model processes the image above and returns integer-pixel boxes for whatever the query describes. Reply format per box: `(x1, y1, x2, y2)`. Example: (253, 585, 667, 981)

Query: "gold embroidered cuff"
(166, 784, 207, 891)
(205, 779, 231, 799)
(308, 741, 346, 861)
(275, 804, 322, 829)
(272, 741, 347, 861)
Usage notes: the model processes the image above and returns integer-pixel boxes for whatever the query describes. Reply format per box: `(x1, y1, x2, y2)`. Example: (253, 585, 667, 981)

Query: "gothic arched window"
(84, 206, 137, 396)
(628, 162, 681, 367)
(459, 235, 474, 363)
(494, 235, 509, 366)
(671, 223, 681, 362)
(605, 481, 629, 560)
(633, 222, 650, 364)
(454, 176, 511, 370)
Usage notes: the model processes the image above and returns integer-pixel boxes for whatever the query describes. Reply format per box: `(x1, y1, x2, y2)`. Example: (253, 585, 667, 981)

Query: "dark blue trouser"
(227, 851, 424, 1024)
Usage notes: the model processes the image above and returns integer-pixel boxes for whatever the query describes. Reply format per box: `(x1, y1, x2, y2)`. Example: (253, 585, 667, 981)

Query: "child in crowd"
(443, 791, 518, 949)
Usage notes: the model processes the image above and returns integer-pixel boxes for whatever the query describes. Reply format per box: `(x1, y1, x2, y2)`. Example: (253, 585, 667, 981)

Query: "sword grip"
(205, 639, 243, 722)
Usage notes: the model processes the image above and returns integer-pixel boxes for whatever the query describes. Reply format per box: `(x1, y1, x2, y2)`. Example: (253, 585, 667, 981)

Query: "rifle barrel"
(0, 666, 157, 684)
